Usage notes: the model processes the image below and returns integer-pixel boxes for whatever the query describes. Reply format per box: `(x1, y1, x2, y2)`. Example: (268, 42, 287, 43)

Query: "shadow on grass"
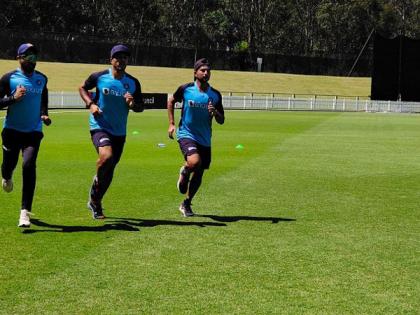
(197, 214, 295, 224)
(23, 213, 293, 234)
(106, 217, 227, 229)
(23, 217, 226, 234)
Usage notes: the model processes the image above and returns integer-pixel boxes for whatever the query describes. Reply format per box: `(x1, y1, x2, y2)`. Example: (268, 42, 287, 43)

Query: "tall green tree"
(1, 0, 420, 58)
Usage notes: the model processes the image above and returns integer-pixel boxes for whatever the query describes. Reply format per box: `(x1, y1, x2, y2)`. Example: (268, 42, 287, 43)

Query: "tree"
(1, 0, 420, 61)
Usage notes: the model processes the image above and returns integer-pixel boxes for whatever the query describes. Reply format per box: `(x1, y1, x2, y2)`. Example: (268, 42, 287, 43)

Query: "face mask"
(21, 61, 36, 73)
(115, 63, 126, 71)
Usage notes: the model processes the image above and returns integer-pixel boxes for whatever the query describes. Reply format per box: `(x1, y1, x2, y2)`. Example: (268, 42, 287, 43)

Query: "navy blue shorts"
(90, 130, 126, 162)
(178, 138, 211, 169)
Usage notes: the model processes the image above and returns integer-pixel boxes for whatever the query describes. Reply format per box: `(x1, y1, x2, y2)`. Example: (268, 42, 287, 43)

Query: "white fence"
(223, 95, 420, 113)
(48, 92, 420, 113)
(49, 92, 86, 108)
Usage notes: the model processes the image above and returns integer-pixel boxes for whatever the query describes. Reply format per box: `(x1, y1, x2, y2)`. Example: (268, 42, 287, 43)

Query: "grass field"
(0, 59, 371, 97)
(0, 110, 418, 314)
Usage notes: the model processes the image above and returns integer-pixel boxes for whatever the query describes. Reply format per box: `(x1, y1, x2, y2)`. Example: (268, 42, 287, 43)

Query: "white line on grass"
(48, 109, 86, 114)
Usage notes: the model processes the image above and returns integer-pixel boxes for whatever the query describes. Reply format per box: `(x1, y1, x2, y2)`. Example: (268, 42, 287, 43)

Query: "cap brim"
(111, 52, 130, 58)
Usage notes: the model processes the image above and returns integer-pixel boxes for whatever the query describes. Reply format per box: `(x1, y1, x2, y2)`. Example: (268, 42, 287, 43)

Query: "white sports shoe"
(179, 199, 194, 217)
(2, 178, 13, 193)
(18, 209, 33, 228)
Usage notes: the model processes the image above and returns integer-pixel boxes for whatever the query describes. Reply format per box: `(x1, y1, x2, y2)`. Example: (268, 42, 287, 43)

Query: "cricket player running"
(0, 43, 51, 227)
(79, 44, 144, 219)
(167, 58, 225, 217)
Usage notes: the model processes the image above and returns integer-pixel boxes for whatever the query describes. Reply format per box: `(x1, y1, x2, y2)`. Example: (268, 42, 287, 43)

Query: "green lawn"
(0, 59, 371, 97)
(0, 110, 418, 314)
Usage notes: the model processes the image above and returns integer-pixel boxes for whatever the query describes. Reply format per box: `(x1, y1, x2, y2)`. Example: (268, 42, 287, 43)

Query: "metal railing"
(222, 95, 420, 113)
(48, 92, 420, 113)
(49, 92, 86, 108)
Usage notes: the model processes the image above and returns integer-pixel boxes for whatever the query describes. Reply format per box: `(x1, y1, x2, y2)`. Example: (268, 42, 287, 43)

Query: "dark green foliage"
(1, 0, 420, 56)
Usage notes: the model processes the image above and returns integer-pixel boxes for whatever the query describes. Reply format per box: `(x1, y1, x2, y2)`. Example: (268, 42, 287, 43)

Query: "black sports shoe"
(87, 201, 105, 219)
(179, 199, 194, 217)
(177, 166, 190, 194)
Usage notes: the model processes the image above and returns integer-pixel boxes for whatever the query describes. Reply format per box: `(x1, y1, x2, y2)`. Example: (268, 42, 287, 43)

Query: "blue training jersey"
(82, 68, 142, 136)
(0, 68, 48, 132)
(173, 81, 224, 147)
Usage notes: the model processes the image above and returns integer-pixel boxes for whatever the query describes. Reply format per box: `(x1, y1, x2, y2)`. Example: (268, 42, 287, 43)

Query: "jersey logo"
(25, 87, 43, 94)
(187, 100, 208, 109)
(102, 87, 124, 97)
(36, 79, 42, 85)
(124, 83, 129, 90)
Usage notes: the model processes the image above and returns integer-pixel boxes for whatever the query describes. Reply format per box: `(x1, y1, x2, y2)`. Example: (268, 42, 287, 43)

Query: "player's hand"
(41, 115, 52, 126)
(124, 92, 134, 108)
(90, 104, 102, 118)
(13, 85, 26, 101)
(208, 100, 217, 116)
(168, 124, 176, 139)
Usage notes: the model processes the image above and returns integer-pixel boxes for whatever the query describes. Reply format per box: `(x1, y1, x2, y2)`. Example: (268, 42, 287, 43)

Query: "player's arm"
(210, 91, 225, 125)
(167, 95, 176, 139)
(79, 73, 101, 116)
(40, 79, 51, 126)
(126, 78, 144, 112)
(0, 73, 19, 109)
(213, 104, 225, 124)
(167, 85, 184, 139)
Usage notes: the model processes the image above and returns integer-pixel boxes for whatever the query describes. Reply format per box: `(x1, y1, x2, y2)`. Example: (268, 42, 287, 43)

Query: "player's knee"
(186, 155, 201, 170)
(187, 160, 201, 171)
(97, 153, 114, 168)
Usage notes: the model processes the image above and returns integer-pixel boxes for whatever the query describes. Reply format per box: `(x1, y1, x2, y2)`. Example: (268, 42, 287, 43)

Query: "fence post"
(243, 95, 246, 109)
(271, 93, 274, 109)
(343, 98, 346, 111)
(61, 91, 64, 108)
(333, 96, 337, 111)
(229, 92, 232, 108)
(356, 96, 359, 112)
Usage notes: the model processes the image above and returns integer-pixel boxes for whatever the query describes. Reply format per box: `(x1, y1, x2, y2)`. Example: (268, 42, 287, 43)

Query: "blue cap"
(17, 43, 38, 56)
(194, 58, 210, 71)
(110, 44, 130, 58)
